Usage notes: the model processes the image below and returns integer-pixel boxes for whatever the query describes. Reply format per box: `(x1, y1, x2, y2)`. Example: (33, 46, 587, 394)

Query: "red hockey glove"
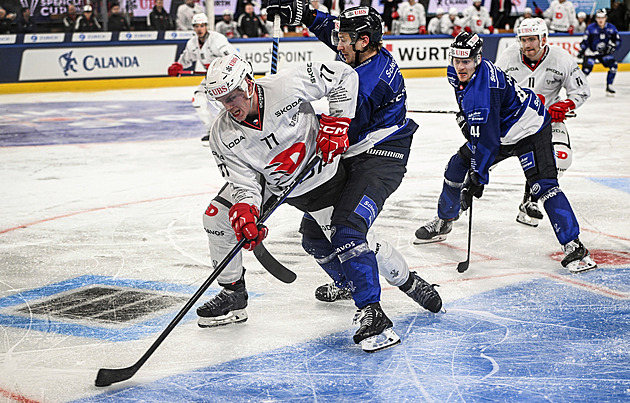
(419, 25, 427, 34)
(452, 25, 462, 37)
(228, 203, 268, 251)
(487, 25, 494, 33)
(316, 114, 350, 164)
(534, 7, 543, 15)
(391, 11, 399, 19)
(168, 62, 183, 77)
(568, 25, 574, 35)
(548, 100, 576, 123)
(464, 26, 472, 33)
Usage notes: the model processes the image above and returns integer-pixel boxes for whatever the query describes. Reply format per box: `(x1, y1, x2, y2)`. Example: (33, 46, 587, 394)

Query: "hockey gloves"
(419, 25, 427, 34)
(266, 0, 314, 26)
(316, 114, 350, 164)
(168, 62, 183, 77)
(460, 171, 484, 212)
(456, 111, 470, 141)
(548, 99, 576, 123)
(606, 41, 617, 55)
(228, 203, 268, 251)
(568, 25, 574, 35)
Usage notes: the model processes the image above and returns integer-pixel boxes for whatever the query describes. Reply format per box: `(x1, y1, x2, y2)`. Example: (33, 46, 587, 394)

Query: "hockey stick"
(177, 70, 206, 76)
(254, 243, 297, 283)
(408, 109, 458, 114)
(95, 155, 322, 387)
(270, 15, 281, 74)
(456, 200, 473, 273)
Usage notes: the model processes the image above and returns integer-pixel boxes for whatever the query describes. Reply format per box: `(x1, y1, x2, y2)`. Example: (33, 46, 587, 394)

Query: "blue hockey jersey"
(309, 11, 418, 156)
(448, 59, 550, 184)
(580, 22, 621, 54)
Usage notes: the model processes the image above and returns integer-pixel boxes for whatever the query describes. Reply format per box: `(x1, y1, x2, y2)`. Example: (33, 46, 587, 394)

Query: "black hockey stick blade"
(254, 242, 296, 283)
(95, 365, 140, 387)
(457, 200, 473, 273)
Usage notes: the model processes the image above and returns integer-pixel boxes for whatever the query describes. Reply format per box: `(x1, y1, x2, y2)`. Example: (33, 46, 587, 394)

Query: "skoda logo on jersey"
(274, 99, 302, 118)
(59, 51, 79, 76)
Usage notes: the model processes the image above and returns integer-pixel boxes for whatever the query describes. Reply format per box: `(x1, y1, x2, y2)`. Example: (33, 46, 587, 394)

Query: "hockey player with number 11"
(495, 18, 590, 227)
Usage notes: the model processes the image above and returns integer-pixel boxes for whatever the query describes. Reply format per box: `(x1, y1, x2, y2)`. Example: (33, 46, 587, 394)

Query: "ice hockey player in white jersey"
(495, 18, 590, 227)
(543, 0, 577, 34)
(513, 7, 533, 33)
(167, 13, 237, 143)
(428, 7, 444, 35)
(199, 53, 402, 352)
(460, 0, 494, 34)
(395, 0, 427, 35)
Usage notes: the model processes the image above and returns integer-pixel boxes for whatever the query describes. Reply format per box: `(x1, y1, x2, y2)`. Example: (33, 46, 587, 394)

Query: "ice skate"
(413, 216, 454, 244)
(561, 239, 598, 273)
(516, 200, 544, 227)
(197, 286, 248, 327)
(353, 302, 400, 352)
(315, 282, 353, 302)
(606, 84, 616, 96)
(399, 271, 442, 313)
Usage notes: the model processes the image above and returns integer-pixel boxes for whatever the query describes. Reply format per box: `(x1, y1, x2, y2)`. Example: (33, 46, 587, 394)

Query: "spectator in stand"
(394, 0, 427, 35)
(260, 7, 273, 35)
(0, 7, 15, 34)
(427, 7, 444, 34)
(75, 5, 102, 32)
(323, 0, 344, 16)
(237, 2, 268, 38)
(575, 11, 587, 33)
(490, 0, 512, 30)
(108, 3, 129, 31)
(177, 0, 204, 30)
(460, 0, 494, 34)
(608, 0, 629, 31)
(215, 9, 239, 38)
(62, 4, 78, 32)
(148, 0, 173, 31)
(441, 7, 461, 36)
(513, 7, 533, 33)
(541, 0, 577, 34)
(382, 0, 401, 32)
(16, 6, 36, 33)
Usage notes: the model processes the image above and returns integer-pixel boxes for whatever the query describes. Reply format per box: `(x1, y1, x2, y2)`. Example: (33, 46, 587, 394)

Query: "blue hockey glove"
(460, 171, 484, 211)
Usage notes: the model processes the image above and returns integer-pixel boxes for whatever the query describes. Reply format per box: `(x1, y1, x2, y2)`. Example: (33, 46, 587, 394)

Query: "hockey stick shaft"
(95, 155, 322, 387)
(270, 15, 281, 74)
(177, 70, 206, 76)
(407, 109, 458, 114)
(457, 201, 473, 273)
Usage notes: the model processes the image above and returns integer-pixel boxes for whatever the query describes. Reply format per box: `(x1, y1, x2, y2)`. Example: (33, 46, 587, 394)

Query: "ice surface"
(0, 72, 629, 402)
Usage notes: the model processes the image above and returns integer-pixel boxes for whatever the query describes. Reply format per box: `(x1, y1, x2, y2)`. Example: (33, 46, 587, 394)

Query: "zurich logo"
(30, 35, 37, 42)
(125, 32, 132, 39)
(79, 33, 85, 41)
(58, 51, 78, 76)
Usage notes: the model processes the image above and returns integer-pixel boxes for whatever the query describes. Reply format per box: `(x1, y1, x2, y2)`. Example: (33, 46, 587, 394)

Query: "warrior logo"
(266, 142, 306, 182)
(59, 51, 78, 76)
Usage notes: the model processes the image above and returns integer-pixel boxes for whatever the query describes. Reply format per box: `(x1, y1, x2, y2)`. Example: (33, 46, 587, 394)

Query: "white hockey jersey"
(209, 61, 359, 209)
(495, 43, 590, 108)
(461, 5, 492, 33)
(176, 3, 205, 31)
(427, 16, 442, 34)
(397, 2, 426, 34)
(177, 31, 237, 70)
(543, 0, 577, 32)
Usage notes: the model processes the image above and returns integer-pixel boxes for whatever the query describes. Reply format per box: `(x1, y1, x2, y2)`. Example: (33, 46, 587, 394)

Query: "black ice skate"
(315, 282, 353, 302)
(353, 302, 400, 352)
(414, 216, 454, 244)
(606, 84, 616, 96)
(561, 238, 598, 273)
(197, 285, 248, 327)
(399, 272, 442, 313)
(516, 200, 544, 227)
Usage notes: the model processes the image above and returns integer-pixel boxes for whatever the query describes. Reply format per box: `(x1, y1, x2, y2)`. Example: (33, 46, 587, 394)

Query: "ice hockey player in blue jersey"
(266, 3, 442, 350)
(414, 32, 597, 273)
(578, 9, 621, 95)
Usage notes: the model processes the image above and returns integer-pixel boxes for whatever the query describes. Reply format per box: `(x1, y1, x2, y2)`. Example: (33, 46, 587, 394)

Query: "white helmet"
(523, 7, 532, 15)
(436, 7, 444, 15)
(516, 17, 548, 44)
(577, 11, 586, 19)
(205, 54, 254, 101)
(192, 13, 208, 26)
(448, 7, 458, 16)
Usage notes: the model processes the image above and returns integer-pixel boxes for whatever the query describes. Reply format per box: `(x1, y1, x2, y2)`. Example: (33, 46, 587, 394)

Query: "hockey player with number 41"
(495, 18, 590, 227)
(414, 32, 597, 273)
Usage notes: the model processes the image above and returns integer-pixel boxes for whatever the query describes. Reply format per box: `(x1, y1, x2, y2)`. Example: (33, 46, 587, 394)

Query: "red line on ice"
(0, 387, 42, 403)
